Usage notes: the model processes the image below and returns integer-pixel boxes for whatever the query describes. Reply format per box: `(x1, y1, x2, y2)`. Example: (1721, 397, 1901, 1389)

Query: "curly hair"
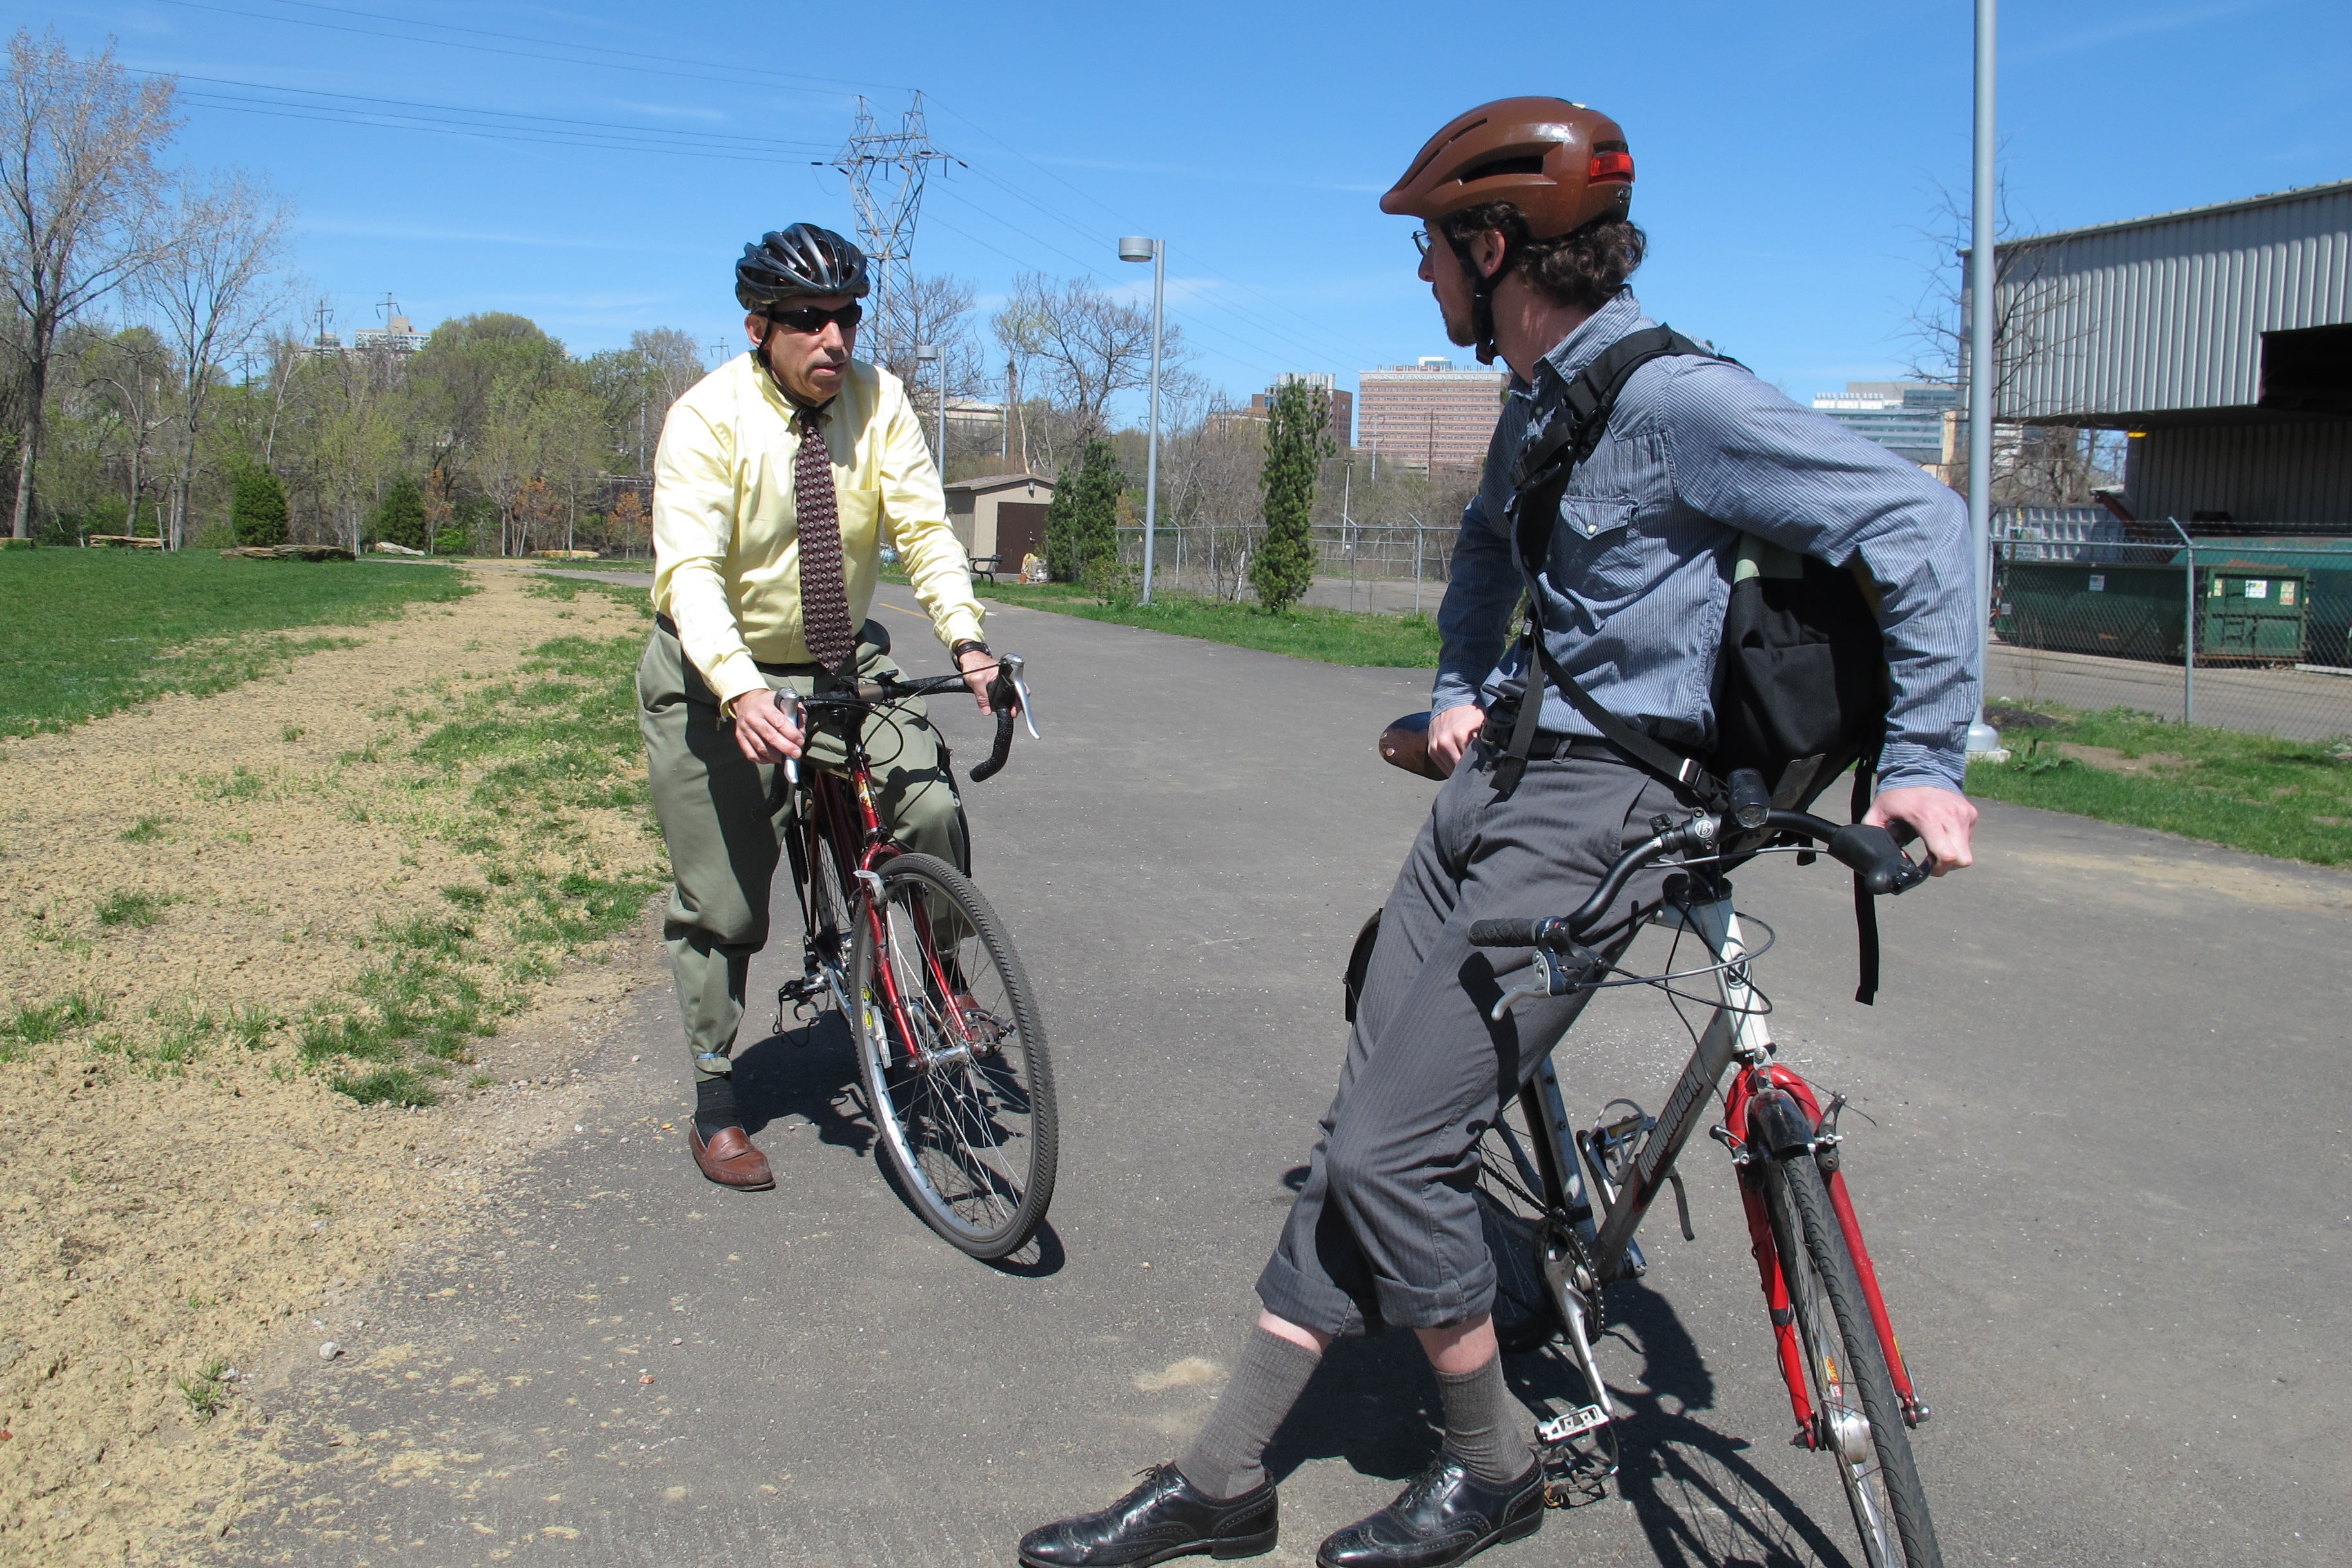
(1438, 202, 1646, 311)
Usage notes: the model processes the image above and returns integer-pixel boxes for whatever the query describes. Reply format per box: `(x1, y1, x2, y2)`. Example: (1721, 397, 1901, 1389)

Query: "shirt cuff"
(1875, 740, 1966, 794)
(937, 606, 985, 649)
(703, 651, 769, 714)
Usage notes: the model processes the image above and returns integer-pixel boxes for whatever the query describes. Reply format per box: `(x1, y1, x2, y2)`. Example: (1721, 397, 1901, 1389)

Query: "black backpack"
(1491, 326, 1898, 1001)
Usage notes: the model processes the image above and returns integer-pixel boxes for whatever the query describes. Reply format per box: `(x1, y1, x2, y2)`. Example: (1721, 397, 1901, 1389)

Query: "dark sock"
(1436, 1354, 1534, 1485)
(694, 1075, 741, 1139)
(1175, 1326, 1322, 1500)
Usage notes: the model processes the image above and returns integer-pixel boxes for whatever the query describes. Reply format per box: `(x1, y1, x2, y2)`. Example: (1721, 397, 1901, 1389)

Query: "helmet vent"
(1458, 153, 1546, 185)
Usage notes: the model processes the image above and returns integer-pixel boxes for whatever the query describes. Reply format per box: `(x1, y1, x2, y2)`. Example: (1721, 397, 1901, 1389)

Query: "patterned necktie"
(792, 409, 858, 677)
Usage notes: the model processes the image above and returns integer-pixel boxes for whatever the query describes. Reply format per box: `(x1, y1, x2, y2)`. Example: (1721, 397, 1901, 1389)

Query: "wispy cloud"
(2010, 0, 2285, 63)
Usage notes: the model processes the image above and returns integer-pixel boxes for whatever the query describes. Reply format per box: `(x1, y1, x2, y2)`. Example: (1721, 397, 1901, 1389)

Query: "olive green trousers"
(636, 618, 966, 1081)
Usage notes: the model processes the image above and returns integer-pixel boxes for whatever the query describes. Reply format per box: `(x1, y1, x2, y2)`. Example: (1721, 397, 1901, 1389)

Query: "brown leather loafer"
(689, 1124, 774, 1190)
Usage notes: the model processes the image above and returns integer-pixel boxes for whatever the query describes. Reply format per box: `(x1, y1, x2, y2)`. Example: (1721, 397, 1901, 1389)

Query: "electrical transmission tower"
(834, 93, 952, 359)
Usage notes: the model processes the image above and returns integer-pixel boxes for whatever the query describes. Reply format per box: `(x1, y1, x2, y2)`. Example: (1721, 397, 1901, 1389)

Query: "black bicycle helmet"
(734, 222, 870, 311)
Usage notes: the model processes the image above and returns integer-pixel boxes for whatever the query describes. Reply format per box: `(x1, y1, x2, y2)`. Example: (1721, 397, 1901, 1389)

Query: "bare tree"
(78, 322, 173, 534)
(1902, 172, 2110, 504)
(143, 168, 289, 547)
(0, 32, 177, 538)
(992, 272, 1176, 466)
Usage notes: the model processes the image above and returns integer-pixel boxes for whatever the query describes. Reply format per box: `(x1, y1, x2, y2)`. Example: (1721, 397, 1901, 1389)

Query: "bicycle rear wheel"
(1759, 1150, 1941, 1568)
(1473, 1084, 1566, 1354)
(850, 852, 1056, 1259)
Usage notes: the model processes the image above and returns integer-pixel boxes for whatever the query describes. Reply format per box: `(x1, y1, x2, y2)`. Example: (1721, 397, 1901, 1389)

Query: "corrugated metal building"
(1980, 179, 2352, 524)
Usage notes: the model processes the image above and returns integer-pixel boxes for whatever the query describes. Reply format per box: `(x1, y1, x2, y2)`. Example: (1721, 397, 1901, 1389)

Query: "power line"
(148, 0, 899, 96)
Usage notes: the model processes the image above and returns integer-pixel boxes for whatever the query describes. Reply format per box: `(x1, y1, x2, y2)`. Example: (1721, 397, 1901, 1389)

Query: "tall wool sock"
(1175, 1326, 1323, 1500)
(1435, 1354, 1534, 1485)
(694, 1075, 741, 1140)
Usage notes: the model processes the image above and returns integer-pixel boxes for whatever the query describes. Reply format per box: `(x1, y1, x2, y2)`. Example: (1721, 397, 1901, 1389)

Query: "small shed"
(943, 472, 1055, 571)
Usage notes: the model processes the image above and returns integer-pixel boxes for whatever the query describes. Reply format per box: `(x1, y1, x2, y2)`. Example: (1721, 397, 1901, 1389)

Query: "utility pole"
(1965, 0, 2005, 759)
(835, 93, 952, 362)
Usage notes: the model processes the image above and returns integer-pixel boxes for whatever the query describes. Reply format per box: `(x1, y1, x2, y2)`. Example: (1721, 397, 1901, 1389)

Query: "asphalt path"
(230, 595, 2352, 1567)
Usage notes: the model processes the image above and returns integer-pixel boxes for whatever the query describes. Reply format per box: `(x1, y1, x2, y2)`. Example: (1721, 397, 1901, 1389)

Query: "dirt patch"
(2053, 742, 2191, 775)
(0, 571, 672, 1565)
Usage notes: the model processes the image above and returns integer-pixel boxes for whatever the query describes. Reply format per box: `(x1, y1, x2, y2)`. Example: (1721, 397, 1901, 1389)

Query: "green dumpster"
(2200, 561, 2310, 663)
(1994, 558, 2311, 665)
(1994, 560, 2186, 662)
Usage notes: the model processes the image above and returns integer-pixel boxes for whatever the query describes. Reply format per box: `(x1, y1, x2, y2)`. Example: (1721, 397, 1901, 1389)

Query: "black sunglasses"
(767, 301, 863, 335)
(1412, 227, 1432, 258)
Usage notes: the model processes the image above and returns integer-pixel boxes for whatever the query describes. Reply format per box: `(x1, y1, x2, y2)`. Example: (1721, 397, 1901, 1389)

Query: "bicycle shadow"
(1259, 1279, 1858, 1567)
(729, 1007, 1068, 1280)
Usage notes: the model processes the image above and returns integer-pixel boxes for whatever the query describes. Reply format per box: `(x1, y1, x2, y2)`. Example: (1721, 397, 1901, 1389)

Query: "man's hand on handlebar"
(957, 647, 999, 715)
(729, 687, 804, 765)
(1863, 783, 1977, 875)
(1427, 703, 1485, 778)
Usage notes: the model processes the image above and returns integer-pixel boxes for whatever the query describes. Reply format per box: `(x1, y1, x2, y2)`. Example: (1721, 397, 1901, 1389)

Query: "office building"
(1811, 382, 1957, 468)
(1357, 357, 1509, 472)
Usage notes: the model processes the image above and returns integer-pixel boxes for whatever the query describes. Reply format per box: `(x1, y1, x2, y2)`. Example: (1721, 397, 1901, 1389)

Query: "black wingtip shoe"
(1315, 1455, 1544, 1568)
(1018, 1462, 1279, 1567)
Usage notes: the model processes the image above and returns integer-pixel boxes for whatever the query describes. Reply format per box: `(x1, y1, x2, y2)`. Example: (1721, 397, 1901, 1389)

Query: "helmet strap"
(1444, 229, 1511, 367)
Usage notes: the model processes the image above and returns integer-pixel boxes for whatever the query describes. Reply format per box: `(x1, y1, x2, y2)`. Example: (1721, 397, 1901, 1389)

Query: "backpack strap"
(1491, 326, 1724, 802)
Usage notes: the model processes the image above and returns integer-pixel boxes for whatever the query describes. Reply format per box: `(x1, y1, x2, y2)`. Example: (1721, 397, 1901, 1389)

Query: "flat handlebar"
(1467, 808, 1928, 949)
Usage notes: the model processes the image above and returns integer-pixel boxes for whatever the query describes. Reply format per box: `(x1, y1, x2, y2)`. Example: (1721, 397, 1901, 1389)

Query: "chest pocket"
(1546, 426, 1668, 602)
(832, 485, 881, 546)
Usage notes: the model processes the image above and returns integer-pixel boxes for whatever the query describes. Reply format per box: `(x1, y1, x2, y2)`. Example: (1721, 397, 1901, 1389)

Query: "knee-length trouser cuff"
(1253, 1246, 1498, 1338)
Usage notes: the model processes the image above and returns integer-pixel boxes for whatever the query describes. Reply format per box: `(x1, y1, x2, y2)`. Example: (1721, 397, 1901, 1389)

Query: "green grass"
(0, 551, 472, 738)
(1968, 702, 2352, 865)
(968, 579, 1443, 667)
(95, 890, 168, 928)
(175, 1358, 230, 1423)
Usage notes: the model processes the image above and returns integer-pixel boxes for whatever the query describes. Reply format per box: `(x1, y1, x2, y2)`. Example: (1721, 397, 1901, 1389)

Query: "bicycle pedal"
(1536, 1404, 1612, 1444)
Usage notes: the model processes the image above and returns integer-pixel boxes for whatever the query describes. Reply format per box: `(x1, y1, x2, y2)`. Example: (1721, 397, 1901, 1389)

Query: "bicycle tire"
(850, 852, 1057, 1259)
(1473, 1084, 1565, 1354)
(1759, 1150, 1942, 1568)
(808, 823, 856, 985)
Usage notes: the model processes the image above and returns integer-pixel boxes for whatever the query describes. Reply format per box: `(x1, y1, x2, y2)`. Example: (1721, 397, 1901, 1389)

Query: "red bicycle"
(1452, 780, 1943, 1567)
(768, 655, 1055, 1260)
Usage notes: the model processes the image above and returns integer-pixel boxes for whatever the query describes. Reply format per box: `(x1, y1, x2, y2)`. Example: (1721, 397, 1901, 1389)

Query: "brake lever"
(999, 654, 1040, 740)
(772, 689, 801, 787)
(1487, 943, 1603, 1021)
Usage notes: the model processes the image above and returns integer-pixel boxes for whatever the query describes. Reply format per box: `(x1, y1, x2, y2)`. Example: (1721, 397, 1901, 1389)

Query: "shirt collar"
(1530, 288, 1646, 395)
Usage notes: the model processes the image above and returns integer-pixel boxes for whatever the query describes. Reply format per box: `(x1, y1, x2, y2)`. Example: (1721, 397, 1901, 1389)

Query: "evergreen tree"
(1044, 438, 1126, 583)
(373, 475, 428, 549)
(230, 464, 289, 546)
(1251, 380, 1330, 613)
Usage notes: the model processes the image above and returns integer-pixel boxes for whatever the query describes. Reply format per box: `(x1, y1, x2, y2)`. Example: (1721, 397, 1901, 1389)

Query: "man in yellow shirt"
(638, 222, 995, 1191)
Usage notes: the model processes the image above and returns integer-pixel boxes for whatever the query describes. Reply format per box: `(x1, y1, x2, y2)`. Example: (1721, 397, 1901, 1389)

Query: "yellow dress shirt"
(651, 351, 985, 709)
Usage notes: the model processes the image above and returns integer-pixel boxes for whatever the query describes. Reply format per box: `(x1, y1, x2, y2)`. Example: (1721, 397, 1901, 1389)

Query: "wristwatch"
(950, 639, 992, 662)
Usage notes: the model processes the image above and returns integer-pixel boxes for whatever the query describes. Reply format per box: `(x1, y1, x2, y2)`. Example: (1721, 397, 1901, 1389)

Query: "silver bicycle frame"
(1530, 885, 1778, 1440)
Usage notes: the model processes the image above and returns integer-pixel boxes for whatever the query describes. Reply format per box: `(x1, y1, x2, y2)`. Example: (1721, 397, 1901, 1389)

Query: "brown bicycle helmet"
(1384, 99, 1634, 364)
(1381, 97, 1633, 239)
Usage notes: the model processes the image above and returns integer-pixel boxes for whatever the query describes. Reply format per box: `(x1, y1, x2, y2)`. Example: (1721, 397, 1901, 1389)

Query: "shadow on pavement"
(1259, 1275, 1859, 1567)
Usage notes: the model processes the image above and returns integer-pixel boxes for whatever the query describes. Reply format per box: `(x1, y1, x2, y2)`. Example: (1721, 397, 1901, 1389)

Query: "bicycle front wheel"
(1759, 1151, 1941, 1568)
(850, 852, 1057, 1259)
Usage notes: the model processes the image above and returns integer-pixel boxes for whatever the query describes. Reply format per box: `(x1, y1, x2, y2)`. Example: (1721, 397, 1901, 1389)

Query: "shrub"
(373, 475, 429, 549)
(231, 466, 290, 546)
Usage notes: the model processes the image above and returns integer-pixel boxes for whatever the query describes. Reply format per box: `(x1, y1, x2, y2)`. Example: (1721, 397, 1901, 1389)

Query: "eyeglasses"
(1412, 228, 1432, 259)
(767, 302, 863, 335)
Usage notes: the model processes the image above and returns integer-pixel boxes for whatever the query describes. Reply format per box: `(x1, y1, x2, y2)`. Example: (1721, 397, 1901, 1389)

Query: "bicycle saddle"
(1378, 711, 1449, 781)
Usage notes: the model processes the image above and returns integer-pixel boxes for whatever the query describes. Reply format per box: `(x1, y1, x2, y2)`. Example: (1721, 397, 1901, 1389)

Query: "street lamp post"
(913, 343, 944, 473)
(1965, 0, 2005, 760)
(1118, 235, 1165, 604)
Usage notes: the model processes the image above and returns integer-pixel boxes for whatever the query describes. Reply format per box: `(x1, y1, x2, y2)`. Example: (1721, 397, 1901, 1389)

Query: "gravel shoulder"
(0, 571, 671, 1565)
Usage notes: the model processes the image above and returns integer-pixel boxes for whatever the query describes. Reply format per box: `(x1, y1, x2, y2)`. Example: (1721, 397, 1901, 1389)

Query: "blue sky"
(19, 0, 2351, 420)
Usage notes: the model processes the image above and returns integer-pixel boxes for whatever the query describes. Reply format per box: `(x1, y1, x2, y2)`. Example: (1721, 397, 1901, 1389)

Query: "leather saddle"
(1377, 711, 1450, 781)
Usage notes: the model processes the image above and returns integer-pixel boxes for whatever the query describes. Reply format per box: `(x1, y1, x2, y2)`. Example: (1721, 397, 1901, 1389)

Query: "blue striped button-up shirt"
(1434, 290, 1980, 794)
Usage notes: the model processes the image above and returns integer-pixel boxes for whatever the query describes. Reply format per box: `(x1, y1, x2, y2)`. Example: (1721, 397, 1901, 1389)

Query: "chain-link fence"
(1992, 509, 2352, 743)
(1104, 522, 1460, 614)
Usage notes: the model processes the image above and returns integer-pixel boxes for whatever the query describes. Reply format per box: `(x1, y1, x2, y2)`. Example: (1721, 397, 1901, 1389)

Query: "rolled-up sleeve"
(1433, 492, 1522, 713)
(877, 389, 985, 652)
(651, 399, 767, 710)
(1660, 363, 1979, 793)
